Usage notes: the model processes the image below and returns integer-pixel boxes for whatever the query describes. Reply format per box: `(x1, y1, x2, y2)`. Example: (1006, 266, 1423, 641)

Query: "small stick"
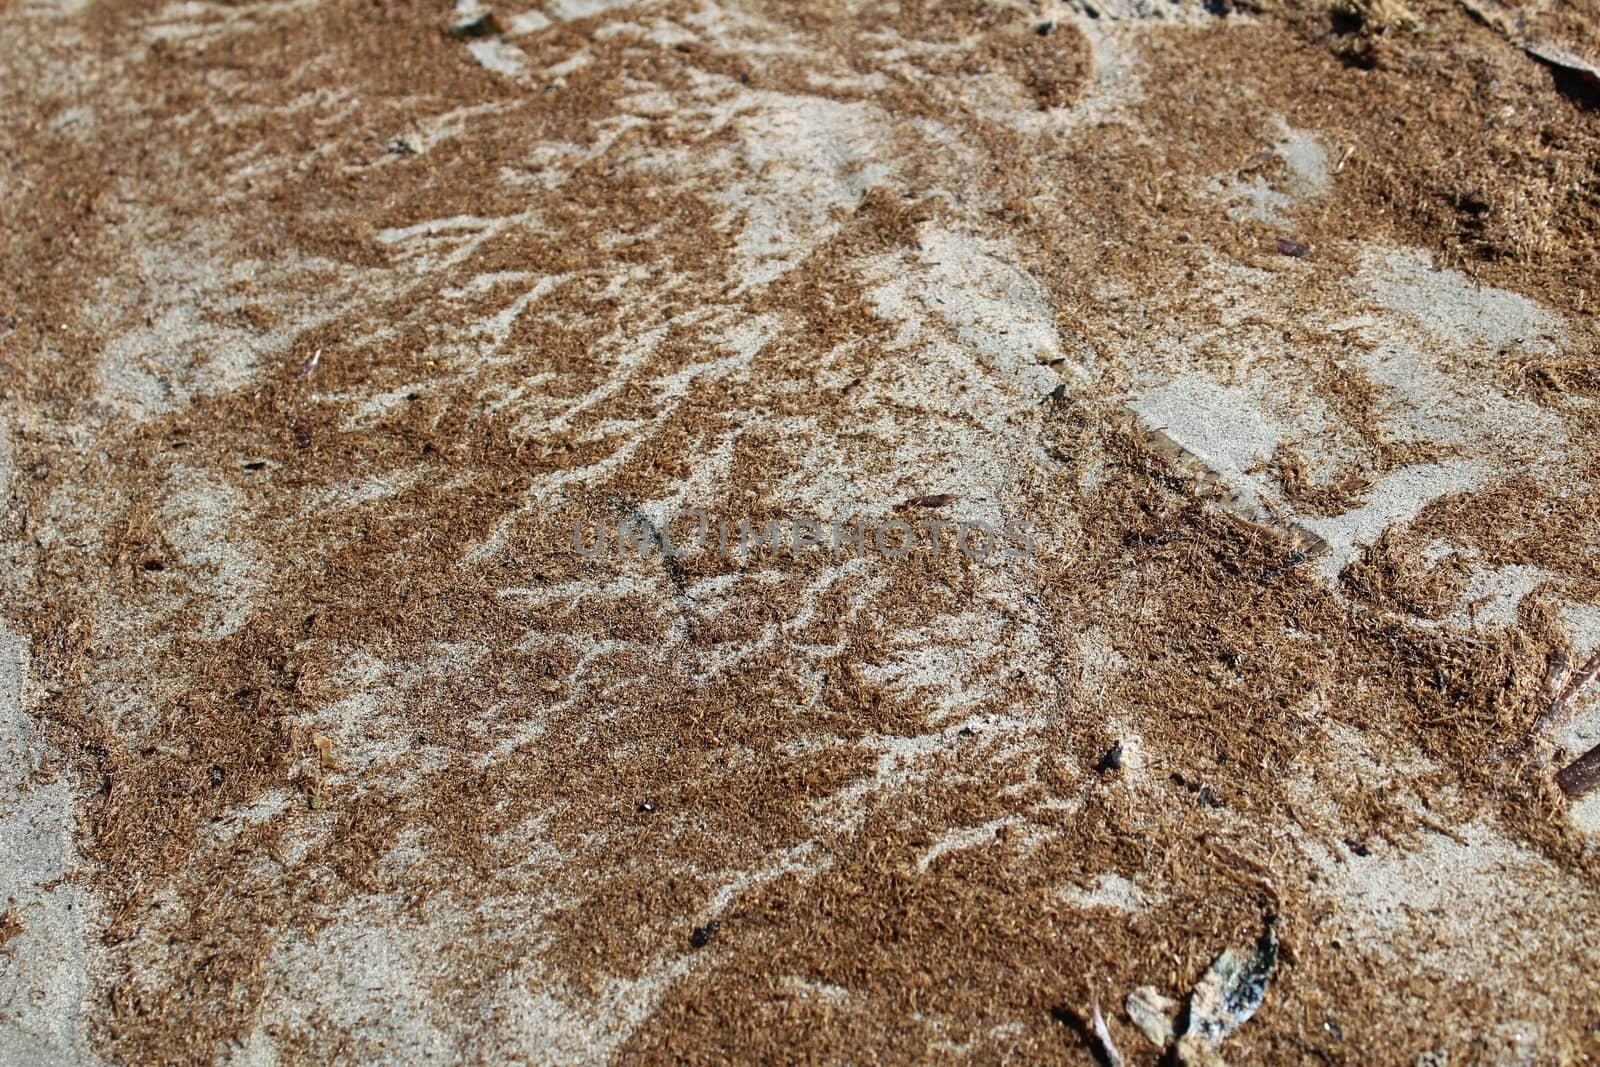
(1556, 741, 1600, 797)
(1541, 649, 1600, 738)
(1502, 648, 1600, 762)
(1091, 1000, 1126, 1067)
(294, 347, 322, 380)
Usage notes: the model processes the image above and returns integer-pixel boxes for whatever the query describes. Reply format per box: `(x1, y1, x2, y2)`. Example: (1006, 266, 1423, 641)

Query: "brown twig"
(1521, 649, 1600, 796)
(1556, 742, 1600, 797)
(1499, 648, 1600, 763)
(1541, 649, 1600, 737)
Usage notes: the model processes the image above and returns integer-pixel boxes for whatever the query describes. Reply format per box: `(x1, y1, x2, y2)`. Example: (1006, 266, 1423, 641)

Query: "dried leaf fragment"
(1186, 922, 1278, 1047)
(1126, 985, 1178, 1048)
(1525, 41, 1600, 100)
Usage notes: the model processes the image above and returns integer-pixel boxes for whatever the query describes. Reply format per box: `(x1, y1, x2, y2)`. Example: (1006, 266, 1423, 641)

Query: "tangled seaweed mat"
(3, 0, 1600, 1062)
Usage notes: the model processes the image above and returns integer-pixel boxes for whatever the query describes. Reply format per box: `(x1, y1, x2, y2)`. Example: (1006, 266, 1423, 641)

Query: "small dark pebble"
(1275, 235, 1312, 257)
(1094, 741, 1124, 773)
(1171, 772, 1224, 807)
(449, 12, 501, 38)
(689, 920, 721, 948)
